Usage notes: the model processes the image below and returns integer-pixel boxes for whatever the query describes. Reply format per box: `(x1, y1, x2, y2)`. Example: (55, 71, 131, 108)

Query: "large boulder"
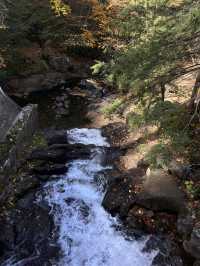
(144, 236, 183, 266)
(102, 168, 145, 217)
(102, 122, 129, 147)
(48, 55, 72, 72)
(177, 213, 194, 237)
(8, 72, 85, 95)
(45, 130, 68, 146)
(78, 79, 103, 97)
(0, 192, 59, 265)
(102, 175, 135, 217)
(8, 72, 67, 94)
(14, 175, 40, 199)
(184, 226, 200, 259)
(135, 170, 186, 214)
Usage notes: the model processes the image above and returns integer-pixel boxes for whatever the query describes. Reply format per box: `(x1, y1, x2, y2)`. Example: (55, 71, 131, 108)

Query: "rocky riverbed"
(0, 80, 198, 265)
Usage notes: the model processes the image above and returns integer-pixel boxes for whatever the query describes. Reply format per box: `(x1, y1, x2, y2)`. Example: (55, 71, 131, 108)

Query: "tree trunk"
(189, 70, 200, 111)
(161, 83, 166, 101)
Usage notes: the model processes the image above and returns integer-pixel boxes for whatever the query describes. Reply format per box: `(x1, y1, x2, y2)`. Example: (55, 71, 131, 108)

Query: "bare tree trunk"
(161, 83, 166, 101)
(189, 70, 200, 111)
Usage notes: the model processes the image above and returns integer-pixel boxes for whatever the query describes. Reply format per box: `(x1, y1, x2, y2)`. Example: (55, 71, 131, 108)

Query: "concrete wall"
(0, 104, 38, 173)
(0, 87, 21, 142)
(0, 89, 38, 206)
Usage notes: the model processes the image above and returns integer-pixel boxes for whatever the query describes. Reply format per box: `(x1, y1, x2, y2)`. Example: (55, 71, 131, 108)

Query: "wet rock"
(8, 72, 66, 94)
(126, 208, 146, 231)
(78, 79, 102, 97)
(0, 192, 58, 265)
(64, 100, 69, 109)
(29, 143, 92, 163)
(0, 216, 15, 254)
(29, 147, 66, 163)
(56, 101, 63, 108)
(152, 253, 183, 266)
(48, 55, 72, 72)
(177, 213, 194, 237)
(33, 163, 68, 175)
(54, 94, 70, 116)
(101, 146, 125, 166)
(102, 122, 128, 146)
(137, 158, 150, 169)
(36, 175, 58, 182)
(135, 170, 186, 214)
(65, 198, 90, 219)
(56, 107, 69, 116)
(16, 192, 36, 209)
(102, 175, 136, 217)
(55, 96, 62, 102)
(168, 161, 191, 179)
(144, 236, 183, 266)
(15, 175, 40, 199)
(127, 205, 177, 234)
(45, 130, 68, 145)
(184, 226, 200, 259)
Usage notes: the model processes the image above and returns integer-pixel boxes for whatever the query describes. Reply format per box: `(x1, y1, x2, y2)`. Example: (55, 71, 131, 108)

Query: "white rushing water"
(45, 128, 156, 266)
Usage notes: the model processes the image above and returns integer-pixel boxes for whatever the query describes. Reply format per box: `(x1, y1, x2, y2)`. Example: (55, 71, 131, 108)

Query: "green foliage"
(0, 0, 71, 76)
(101, 98, 124, 116)
(107, 0, 200, 97)
(127, 112, 144, 129)
(126, 100, 192, 167)
(91, 60, 106, 75)
(50, 0, 71, 16)
(3, 0, 70, 45)
(31, 132, 47, 148)
(144, 143, 172, 169)
(185, 180, 200, 199)
(146, 101, 190, 139)
(128, 101, 190, 144)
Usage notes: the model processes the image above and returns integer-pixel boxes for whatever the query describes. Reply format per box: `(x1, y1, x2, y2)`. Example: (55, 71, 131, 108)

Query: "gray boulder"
(177, 214, 194, 237)
(48, 55, 72, 72)
(168, 161, 191, 179)
(184, 226, 200, 259)
(79, 79, 102, 97)
(32, 163, 68, 175)
(144, 236, 183, 266)
(29, 143, 92, 163)
(8, 72, 66, 94)
(45, 130, 68, 146)
(135, 170, 186, 213)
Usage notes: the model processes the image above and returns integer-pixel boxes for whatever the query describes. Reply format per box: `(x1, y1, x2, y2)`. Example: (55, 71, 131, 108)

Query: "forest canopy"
(102, 0, 200, 102)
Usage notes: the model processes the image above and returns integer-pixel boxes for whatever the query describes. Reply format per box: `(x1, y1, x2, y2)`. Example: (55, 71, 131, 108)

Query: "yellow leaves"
(167, 0, 184, 8)
(50, 0, 71, 16)
(82, 29, 97, 48)
(90, 0, 108, 28)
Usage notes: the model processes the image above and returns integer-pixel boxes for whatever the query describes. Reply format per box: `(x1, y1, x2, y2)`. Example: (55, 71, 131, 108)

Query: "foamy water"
(44, 128, 156, 266)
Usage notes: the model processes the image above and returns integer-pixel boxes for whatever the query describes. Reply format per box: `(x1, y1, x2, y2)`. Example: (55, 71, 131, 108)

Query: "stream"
(1, 91, 158, 265)
(42, 128, 155, 265)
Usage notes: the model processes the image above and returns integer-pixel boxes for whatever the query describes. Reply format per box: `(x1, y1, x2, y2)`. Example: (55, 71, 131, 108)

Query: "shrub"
(101, 98, 124, 116)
